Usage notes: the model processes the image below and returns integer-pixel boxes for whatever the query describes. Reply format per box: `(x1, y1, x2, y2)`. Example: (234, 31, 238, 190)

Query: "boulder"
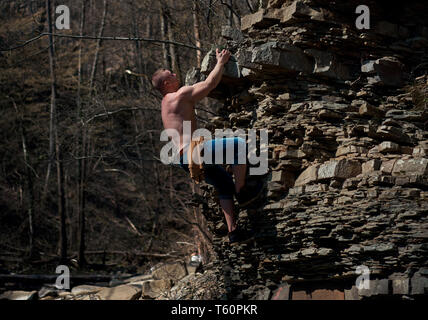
(267, 0, 286, 9)
(358, 279, 390, 297)
(200, 49, 241, 79)
(276, 0, 329, 24)
(336, 145, 368, 157)
(71, 285, 103, 296)
(241, 9, 270, 31)
(251, 42, 313, 74)
(0, 290, 38, 300)
(317, 159, 362, 181)
(221, 26, 243, 42)
(96, 284, 141, 300)
(390, 277, 410, 295)
(311, 289, 344, 300)
(413, 142, 428, 157)
(38, 285, 63, 299)
(392, 158, 428, 176)
(344, 286, 360, 300)
(141, 279, 173, 299)
(380, 159, 397, 174)
(376, 125, 412, 144)
(359, 103, 385, 118)
(185, 67, 205, 86)
(304, 49, 351, 80)
(294, 164, 319, 187)
(235, 47, 260, 71)
(242, 0, 329, 28)
(373, 56, 404, 87)
(362, 159, 381, 174)
(378, 141, 401, 153)
(410, 275, 428, 295)
(361, 60, 376, 74)
(123, 274, 153, 284)
(151, 262, 188, 282)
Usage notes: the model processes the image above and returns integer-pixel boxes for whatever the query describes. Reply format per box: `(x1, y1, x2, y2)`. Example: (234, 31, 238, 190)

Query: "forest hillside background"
(0, 0, 257, 274)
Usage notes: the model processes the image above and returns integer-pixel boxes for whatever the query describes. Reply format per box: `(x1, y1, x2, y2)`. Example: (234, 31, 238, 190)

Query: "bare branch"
(220, 0, 241, 20)
(0, 33, 45, 51)
(0, 33, 205, 52)
(84, 107, 159, 124)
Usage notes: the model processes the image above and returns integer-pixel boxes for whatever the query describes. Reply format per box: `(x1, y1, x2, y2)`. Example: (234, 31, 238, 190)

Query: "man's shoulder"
(169, 86, 194, 103)
(176, 85, 193, 96)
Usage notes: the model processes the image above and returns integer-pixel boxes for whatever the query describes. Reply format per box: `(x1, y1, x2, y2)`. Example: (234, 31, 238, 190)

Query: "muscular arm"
(179, 49, 231, 103)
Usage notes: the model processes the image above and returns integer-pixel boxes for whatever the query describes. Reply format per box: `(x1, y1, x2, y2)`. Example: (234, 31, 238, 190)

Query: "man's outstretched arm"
(180, 49, 231, 102)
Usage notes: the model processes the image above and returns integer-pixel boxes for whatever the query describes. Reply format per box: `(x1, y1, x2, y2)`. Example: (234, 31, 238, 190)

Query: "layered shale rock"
(188, 0, 428, 300)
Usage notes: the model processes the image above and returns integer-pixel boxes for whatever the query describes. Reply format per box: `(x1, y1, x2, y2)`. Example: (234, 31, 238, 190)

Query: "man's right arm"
(180, 49, 231, 102)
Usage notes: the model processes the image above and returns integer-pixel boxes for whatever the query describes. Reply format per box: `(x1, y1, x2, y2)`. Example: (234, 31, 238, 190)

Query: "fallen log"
(0, 274, 117, 291)
(81, 250, 181, 258)
(0, 274, 114, 283)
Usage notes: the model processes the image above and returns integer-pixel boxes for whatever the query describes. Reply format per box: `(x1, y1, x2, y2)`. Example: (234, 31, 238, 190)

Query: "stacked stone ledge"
(187, 0, 428, 300)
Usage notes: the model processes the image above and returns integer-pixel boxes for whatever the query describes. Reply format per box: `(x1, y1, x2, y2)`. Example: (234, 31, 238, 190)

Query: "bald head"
(151, 69, 168, 91)
(151, 69, 179, 95)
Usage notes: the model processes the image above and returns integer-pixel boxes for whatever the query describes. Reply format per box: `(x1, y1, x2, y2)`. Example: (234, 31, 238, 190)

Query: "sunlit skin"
(160, 70, 197, 155)
(160, 49, 246, 232)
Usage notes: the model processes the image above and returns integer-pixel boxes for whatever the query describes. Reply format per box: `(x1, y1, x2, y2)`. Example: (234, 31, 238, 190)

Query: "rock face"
(2, 1, 426, 302)
(187, 0, 428, 300)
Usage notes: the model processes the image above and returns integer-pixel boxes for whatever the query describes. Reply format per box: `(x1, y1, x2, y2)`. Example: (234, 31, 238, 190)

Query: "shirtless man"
(152, 49, 262, 245)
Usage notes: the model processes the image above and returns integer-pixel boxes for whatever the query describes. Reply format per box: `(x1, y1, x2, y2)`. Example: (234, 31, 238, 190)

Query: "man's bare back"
(158, 49, 231, 153)
(161, 87, 197, 153)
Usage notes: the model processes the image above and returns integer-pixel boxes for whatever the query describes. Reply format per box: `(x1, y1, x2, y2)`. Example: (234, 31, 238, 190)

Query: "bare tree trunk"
(55, 132, 67, 264)
(233, 2, 241, 28)
(169, 166, 173, 201)
(146, 12, 152, 38)
(13, 101, 37, 260)
(131, 110, 144, 171)
(146, 131, 162, 252)
(245, 0, 255, 13)
(192, 0, 202, 68)
(191, 182, 201, 259)
(167, 9, 182, 83)
(89, 0, 108, 91)
(42, 0, 57, 201)
(79, 127, 89, 264)
(130, 0, 145, 92)
(160, 3, 171, 69)
(228, 0, 234, 27)
(207, 0, 213, 26)
(143, 14, 152, 90)
(77, 0, 87, 267)
(44, 0, 67, 263)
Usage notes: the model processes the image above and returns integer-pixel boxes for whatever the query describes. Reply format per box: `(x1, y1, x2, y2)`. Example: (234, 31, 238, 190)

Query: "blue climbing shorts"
(177, 137, 247, 200)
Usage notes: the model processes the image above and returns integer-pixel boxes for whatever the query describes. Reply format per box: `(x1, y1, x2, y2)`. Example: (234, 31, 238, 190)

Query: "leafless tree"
(77, 0, 87, 267)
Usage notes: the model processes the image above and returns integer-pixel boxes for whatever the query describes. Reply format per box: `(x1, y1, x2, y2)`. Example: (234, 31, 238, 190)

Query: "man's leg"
(204, 137, 247, 194)
(232, 165, 246, 194)
(211, 137, 263, 207)
(219, 199, 237, 233)
(180, 150, 238, 232)
(203, 164, 237, 233)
